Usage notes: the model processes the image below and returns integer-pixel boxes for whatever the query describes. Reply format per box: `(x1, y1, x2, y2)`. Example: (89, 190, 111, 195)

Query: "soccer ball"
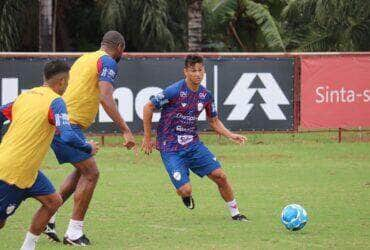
(281, 204, 308, 231)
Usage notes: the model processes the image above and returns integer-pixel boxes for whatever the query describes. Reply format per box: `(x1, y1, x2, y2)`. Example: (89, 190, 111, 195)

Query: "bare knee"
(211, 170, 228, 187)
(84, 166, 100, 183)
(77, 160, 100, 183)
(177, 184, 192, 197)
(45, 194, 63, 213)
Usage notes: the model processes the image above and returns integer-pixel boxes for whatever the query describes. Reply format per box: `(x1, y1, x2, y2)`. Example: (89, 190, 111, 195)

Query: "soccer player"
(45, 30, 136, 245)
(0, 60, 98, 250)
(141, 54, 248, 221)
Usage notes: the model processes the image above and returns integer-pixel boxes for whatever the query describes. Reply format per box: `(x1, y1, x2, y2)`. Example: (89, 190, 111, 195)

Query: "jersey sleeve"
(49, 98, 92, 154)
(149, 84, 179, 110)
(97, 55, 118, 87)
(205, 94, 218, 118)
(0, 102, 14, 123)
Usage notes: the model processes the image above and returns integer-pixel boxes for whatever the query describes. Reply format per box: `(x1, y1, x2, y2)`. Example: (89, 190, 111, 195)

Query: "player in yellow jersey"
(45, 31, 136, 246)
(0, 61, 98, 250)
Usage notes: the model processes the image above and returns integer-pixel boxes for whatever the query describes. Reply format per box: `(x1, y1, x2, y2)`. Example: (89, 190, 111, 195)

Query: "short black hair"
(101, 30, 125, 48)
(185, 54, 203, 68)
(44, 60, 70, 80)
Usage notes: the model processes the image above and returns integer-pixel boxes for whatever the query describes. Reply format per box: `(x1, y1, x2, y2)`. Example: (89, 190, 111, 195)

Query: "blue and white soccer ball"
(281, 204, 308, 231)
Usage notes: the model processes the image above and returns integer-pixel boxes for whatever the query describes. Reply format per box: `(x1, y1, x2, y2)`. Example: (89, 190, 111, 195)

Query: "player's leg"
(0, 220, 5, 229)
(43, 169, 81, 242)
(160, 151, 194, 209)
(0, 180, 25, 231)
(177, 183, 195, 209)
(28, 193, 63, 234)
(190, 142, 248, 221)
(63, 157, 99, 245)
(176, 183, 192, 197)
(59, 169, 81, 202)
(21, 171, 62, 250)
(21, 193, 62, 250)
(48, 127, 94, 245)
(71, 157, 99, 220)
(207, 168, 247, 220)
(207, 168, 234, 202)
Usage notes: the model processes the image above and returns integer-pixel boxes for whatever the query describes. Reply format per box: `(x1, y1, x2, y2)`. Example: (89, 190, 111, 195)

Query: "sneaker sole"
(63, 237, 88, 246)
(43, 232, 61, 242)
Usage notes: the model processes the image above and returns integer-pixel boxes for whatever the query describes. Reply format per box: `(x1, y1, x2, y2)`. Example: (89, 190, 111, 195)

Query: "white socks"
(49, 214, 56, 224)
(21, 232, 39, 250)
(66, 219, 84, 240)
(227, 199, 240, 217)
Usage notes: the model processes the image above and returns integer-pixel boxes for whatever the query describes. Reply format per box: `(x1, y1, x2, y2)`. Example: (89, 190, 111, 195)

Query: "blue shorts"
(160, 142, 221, 189)
(0, 171, 55, 221)
(51, 124, 92, 164)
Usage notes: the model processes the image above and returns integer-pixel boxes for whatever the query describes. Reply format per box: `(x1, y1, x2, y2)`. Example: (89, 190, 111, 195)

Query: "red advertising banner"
(301, 56, 370, 129)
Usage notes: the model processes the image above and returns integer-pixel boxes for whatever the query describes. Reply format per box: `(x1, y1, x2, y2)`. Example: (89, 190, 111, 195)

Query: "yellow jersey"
(63, 50, 118, 129)
(0, 87, 60, 188)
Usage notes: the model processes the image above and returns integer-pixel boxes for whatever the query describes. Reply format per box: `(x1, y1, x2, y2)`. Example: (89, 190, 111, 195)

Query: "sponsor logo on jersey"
(177, 135, 194, 145)
(199, 92, 207, 99)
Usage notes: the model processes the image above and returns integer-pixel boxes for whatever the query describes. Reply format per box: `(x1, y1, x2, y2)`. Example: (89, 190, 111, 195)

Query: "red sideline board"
(300, 56, 370, 129)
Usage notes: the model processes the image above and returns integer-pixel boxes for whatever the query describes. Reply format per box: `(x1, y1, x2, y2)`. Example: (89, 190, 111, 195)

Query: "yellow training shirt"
(63, 50, 118, 129)
(0, 87, 60, 188)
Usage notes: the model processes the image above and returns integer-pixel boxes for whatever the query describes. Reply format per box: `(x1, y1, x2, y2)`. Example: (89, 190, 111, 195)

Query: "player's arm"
(97, 56, 135, 150)
(141, 86, 177, 154)
(205, 99, 246, 145)
(0, 102, 14, 125)
(208, 117, 246, 144)
(142, 101, 156, 154)
(49, 98, 98, 155)
(0, 102, 13, 142)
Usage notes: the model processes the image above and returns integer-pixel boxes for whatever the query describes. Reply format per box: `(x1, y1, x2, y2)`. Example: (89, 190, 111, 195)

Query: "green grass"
(1, 133, 370, 249)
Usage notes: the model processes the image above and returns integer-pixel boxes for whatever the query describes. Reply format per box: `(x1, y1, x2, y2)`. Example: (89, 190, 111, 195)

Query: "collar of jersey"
(183, 79, 202, 94)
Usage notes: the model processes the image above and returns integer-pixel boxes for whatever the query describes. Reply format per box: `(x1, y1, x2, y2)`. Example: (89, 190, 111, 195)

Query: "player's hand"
(229, 133, 247, 145)
(141, 138, 155, 155)
(89, 140, 100, 155)
(123, 131, 136, 150)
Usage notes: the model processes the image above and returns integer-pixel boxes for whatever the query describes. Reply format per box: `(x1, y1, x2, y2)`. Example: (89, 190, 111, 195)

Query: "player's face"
(184, 63, 205, 86)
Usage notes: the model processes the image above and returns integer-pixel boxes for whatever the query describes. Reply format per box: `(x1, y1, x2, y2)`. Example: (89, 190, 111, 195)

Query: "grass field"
(1, 133, 369, 249)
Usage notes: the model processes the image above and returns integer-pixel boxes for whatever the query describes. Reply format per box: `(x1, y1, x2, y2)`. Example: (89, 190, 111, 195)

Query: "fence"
(1, 52, 370, 143)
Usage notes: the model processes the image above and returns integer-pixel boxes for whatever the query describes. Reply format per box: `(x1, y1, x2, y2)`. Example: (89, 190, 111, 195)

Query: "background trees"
(0, 0, 369, 52)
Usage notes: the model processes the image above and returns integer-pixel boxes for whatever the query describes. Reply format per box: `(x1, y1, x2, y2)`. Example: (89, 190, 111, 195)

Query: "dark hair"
(101, 30, 125, 48)
(185, 54, 203, 68)
(44, 60, 70, 80)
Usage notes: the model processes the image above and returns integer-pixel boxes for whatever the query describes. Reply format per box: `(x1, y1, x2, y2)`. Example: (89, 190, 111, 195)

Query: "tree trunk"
(187, 0, 202, 52)
(39, 0, 53, 51)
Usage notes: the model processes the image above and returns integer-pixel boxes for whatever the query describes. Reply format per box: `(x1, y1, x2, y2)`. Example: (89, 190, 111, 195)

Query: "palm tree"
(0, 0, 24, 51)
(187, 0, 203, 51)
(212, 0, 285, 51)
(282, 0, 370, 51)
(39, 0, 53, 51)
(100, 0, 175, 51)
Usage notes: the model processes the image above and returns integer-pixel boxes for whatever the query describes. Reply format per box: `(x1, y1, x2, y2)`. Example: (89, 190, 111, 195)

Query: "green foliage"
(283, 0, 370, 51)
(166, 0, 187, 51)
(65, 1, 103, 51)
(101, 0, 176, 51)
(1, 0, 369, 52)
(210, 0, 286, 51)
(0, 0, 25, 51)
(243, 0, 285, 50)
